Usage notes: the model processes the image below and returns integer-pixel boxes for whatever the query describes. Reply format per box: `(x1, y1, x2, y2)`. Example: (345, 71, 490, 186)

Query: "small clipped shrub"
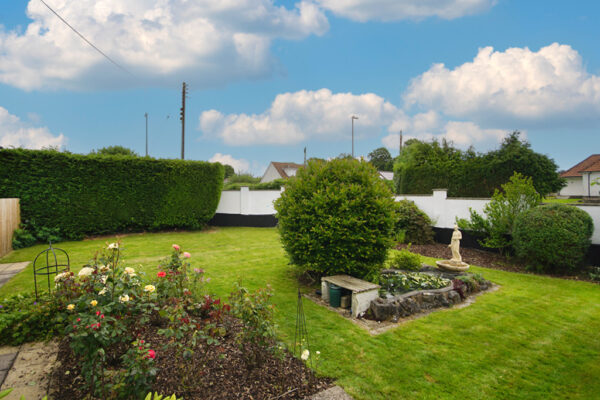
(394, 200, 434, 244)
(275, 158, 396, 279)
(388, 248, 422, 271)
(12, 226, 37, 249)
(513, 204, 593, 272)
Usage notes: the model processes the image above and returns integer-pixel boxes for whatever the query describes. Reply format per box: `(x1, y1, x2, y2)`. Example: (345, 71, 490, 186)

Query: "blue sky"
(1, 0, 599, 175)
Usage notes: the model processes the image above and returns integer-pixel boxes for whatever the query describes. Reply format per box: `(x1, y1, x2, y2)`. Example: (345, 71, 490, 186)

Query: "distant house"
(378, 171, 394, 181)
(559, 154, 600, 197)
(260, 162, 304, 183)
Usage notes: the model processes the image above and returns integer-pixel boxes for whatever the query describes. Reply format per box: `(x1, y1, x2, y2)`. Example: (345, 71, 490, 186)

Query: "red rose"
(147, 349, 156, 359)
(157, 271, 166, 278)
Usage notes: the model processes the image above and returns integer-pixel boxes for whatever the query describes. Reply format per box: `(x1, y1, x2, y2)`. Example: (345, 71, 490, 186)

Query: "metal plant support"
(293, 288, 312, 367)
(33, 241, 70, 301)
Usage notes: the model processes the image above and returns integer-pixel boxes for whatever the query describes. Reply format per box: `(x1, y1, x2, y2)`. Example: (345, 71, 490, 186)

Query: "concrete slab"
(0, 340, 58, 399)
(0, 262, 29, 289)
(308, 386, 353, 400)
(0, 353, 16, 371)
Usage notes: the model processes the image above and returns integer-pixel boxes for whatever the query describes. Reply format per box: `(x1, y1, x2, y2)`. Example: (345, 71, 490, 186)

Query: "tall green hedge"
(0, 149, 224, 240)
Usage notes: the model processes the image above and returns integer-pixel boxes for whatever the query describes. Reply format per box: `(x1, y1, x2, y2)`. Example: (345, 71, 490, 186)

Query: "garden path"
(0, 262, 29, 289)
(0, 340, 58, 399)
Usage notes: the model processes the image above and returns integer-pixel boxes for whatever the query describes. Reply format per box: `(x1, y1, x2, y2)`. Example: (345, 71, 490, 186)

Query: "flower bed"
(368, 267, 492, 321)
(2, 243, 330, 399)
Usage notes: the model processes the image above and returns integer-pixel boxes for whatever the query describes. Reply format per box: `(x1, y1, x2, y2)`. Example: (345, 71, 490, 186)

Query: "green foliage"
(589, 267, 600, 282)
(368, 147, 393, 171)
(226, 173, 260, 184)
(228, 281, 279, 368)
(11, 226, 37, 249)
(0, 292, 64, 345)
(394, 132, 565, 197)
(379, 272, 450, 295)
(224, 178, 286, 191)
(12, 221, 62, 249)
(394, 200, 434, 244)
(223, 164, 235, 178)
(90, 145, 139, 157)
(458, 172, 541, 253)
(388, 248, 422, 271)
(513, 204, 593, 272)
(274, 158, 397, 279)
(0, 148, 224, 240)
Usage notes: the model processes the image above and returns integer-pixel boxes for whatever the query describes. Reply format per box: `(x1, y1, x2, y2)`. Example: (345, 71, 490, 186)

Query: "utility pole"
(351, 115, 359, 158)
(399, 129, 403, 156)
(303, 147, 307, 166)
(180, 82, 187, 160)
(145, 112, 148, 157)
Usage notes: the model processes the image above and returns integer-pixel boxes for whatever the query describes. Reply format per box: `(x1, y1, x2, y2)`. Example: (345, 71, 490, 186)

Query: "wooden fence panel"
(0, 198, 20, 258)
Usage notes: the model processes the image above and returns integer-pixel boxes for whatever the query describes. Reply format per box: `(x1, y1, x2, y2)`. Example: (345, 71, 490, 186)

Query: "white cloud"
(208, 153, 250, 173)
(200, 88, 406, 145)
(382, 120, 508, 151)
(317, 0, 496, 22)
(404, 43, 600, 125)
(0, 0, 328, 90)
(0, 107, 66, 149)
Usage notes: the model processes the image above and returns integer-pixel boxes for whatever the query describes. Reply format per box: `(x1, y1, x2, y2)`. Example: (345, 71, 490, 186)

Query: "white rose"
(144, 285, 156, 293)
(78, 267, 94, 278)
(99, 287, 108, 295)
(124, 267, 136, 276)
(119, 294, 130, 303)
(301, 349, 310, 360)
(107, 243, 119, 249)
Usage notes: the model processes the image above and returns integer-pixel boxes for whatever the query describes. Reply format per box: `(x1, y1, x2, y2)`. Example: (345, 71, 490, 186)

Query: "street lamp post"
(351, 115, 359, 158)
(144, 112, 148, 157)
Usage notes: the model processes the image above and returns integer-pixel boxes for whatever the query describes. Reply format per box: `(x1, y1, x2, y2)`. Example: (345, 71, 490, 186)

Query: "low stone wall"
(369, 268, 492, 321)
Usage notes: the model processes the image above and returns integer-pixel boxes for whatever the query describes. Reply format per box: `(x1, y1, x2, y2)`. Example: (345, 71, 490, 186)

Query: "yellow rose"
(67, 304, 75, 311)
(144, 285, 156, 293)
(90, 300, 98, 307)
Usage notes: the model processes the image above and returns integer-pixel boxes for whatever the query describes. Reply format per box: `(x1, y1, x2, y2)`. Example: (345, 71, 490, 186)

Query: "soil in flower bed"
(49, 316, 332, 400)
(396, 243, 597, 282)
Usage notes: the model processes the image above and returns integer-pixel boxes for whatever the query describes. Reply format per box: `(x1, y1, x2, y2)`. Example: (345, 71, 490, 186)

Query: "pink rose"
(172, 244, 180, 251)
(183, 252, 191, 258)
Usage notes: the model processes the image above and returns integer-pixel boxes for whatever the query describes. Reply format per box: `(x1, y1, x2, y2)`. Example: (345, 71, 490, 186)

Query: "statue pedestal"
(436, 259, 470, 272)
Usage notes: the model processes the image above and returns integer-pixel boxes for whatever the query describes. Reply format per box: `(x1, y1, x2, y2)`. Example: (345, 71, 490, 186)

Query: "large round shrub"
(274, 159, 397, 279)
(394, 200, 434, 244)
(513, 204, 593, 272)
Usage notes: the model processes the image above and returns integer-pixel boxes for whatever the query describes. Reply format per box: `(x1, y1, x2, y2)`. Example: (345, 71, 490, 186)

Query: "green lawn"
(1, 227, 599, 399)
(542, 197, 582, 204)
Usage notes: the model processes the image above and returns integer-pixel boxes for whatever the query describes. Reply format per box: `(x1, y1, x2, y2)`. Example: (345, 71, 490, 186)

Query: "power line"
(38, 0, 131, 75)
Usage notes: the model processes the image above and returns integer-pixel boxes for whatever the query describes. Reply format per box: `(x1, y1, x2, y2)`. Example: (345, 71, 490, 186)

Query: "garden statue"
(436, 224, 469, 272)
(449, 224, 462, 262)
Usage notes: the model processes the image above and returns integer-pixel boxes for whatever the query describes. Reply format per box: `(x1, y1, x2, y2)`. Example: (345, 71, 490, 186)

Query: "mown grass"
(1, 227, 599, 399)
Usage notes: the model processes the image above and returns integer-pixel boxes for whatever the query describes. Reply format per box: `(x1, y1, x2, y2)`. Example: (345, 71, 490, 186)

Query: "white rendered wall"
(396, 190, 489, 229)
(560, 177, 583, 196)
(214, 188, 600, 244)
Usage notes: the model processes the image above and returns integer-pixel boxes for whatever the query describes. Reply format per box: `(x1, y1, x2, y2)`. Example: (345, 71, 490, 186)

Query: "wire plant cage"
(293, 288, 312, 368)
(33, 241, 70, 301)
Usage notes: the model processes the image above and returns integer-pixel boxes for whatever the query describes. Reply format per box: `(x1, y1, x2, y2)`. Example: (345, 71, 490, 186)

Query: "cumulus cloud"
(382, 120, 508, 151)
(0, 0, 328, 90)
(404, 43, 600, 125)
(200, 88, 406, 145)
(209, 153, 250, 173)
(0, 107, 66, 149)
(317, 0, 496, 22)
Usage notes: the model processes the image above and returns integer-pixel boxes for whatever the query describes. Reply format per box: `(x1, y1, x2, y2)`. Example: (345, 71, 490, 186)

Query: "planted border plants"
(1, 242, 330, 399)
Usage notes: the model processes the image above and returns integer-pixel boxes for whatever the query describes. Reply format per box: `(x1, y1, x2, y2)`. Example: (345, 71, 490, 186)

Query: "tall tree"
(368, 147, 393, 171)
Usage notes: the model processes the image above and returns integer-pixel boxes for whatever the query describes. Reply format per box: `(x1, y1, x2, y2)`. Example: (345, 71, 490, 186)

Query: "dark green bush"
(388, 248, 422, 271)
(0, 149, 224, 240)
(513, 204, 593, 272)
(224, 179, 286, 191)
(394, 200, 434, 244)
(12, 226, 37, 249)
(274, 158, 396, 279)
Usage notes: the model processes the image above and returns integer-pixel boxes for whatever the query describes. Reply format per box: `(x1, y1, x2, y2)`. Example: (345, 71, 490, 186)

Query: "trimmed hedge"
(513, 204, 593, 272)
(0, 149, 224, 240)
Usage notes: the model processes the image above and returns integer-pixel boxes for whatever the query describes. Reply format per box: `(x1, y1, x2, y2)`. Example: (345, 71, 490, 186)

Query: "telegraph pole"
(180, 82, 187, 160)
(399, 129, 403, 156)
(145, 112, 148, 157)
(304, 147, 307, 166)
(351, 115, 358, 158)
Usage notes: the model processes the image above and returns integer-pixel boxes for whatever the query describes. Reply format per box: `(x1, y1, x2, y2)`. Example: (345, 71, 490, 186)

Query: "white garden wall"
(214, 188, 600, 244)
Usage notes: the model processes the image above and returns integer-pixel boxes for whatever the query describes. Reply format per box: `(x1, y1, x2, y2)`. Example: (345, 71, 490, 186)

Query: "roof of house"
(270, 162, 304, 179)
(378, 171, 394, 180)
(561, 154, 600, 177)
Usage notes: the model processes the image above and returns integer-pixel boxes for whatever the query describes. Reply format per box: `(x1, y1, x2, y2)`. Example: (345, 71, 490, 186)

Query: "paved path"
(0, 262, 29, 289)
(0, 341, 58, 400)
